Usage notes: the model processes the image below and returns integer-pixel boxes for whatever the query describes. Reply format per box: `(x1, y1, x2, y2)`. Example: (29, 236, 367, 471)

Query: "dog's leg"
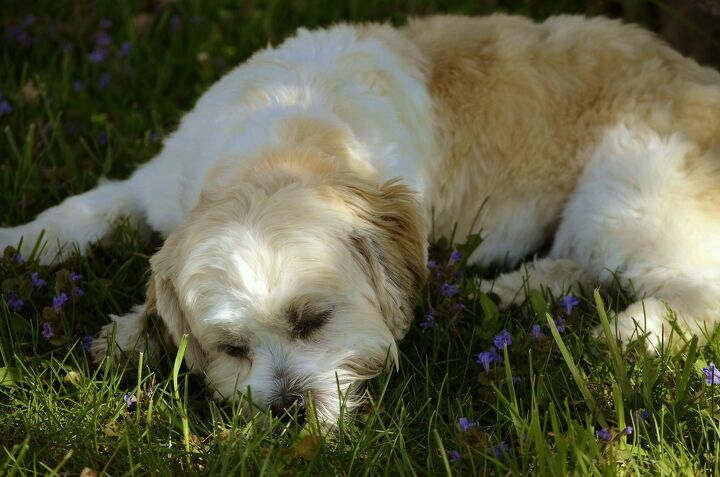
(551, 124, 720, 350)
(0, 178, 145, 264)
(478, 257, 597, 308)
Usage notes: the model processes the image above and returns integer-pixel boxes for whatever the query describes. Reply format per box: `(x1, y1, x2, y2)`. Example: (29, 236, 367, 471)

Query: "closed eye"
(289, 306, 333, 340)
(219, 344, 251, 359)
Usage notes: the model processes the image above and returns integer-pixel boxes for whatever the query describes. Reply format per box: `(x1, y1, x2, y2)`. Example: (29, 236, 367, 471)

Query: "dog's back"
(403, 14, 720, 264)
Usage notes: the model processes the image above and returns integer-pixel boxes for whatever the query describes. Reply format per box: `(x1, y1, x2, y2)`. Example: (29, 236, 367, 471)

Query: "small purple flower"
(87, 48, 109, 64)
(451, 302, 465, 314)
(0, 100, 13, 117)
(596, 428, 612, 441)
(99, 18, 112, 29)
(70, 271, 82, 282)
(511, 376, 520, 384)
(559, 295, 580, 315)
(625, 426, 633, 435)
(98, 73, 111, 91)
(640, 410, 650, 421)
(7, 294, 24, 312)
(703, 363, 720, 385)
(448, 450, 460, 463)
(119, 41, 131, 58)
(9, 252, 24, 264)
(66, 125, 78, 135)
(72, 286, 85, 297)
(72, 80, 84, 93)
(21, 15, 36, 28)
(476, 347, 500, 372)
(440, 283, 459, 298)
(419, 314, 435, 332)
(98, 131, 107, 146)
(31, 272, 46, 288)
(448, 250, 462, 265)
(95, 32, 112, 47)
(489, 442, 509, 458)
(458, 417, 476, 432)
(123, 393, 137, 410)
(493, 329, 512, 350)
(169, 15, 183, 31)
(41, 322, 54, 340)
(553, 317, 567, 334)
(530, 324, 543, 339)
(427, 259, 439, 270)
(52, 292, 69, 311)
(82, 335, 94, 351)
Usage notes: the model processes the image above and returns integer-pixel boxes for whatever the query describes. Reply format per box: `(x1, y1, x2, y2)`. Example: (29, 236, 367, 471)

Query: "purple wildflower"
(72, 80, 84, 93)
(169, 15, 183, 31)
(0, 100, 13, 117)
(9, 252, 24, 264)
(82, 335, 94, 351)
(530, 324, 543, 339)
(98, 73, 110, 91)
(559, 295, 580, 315)
(596, 428, 612, 441)
(21, 15, 36, 28)
(99, 18, 112, 29)
(119, 41, 131, 58)
(72, 286, 85, 297)
(553, 317, 567, 334)
(419, 314, 435, 332)
(489, 442, 509, 458)
(427, 259, 439, 270)
(123, 393, 137, 410)
(31, 272, 46, 288)
(41, 322, 54, 340)
(493, 329, 512, 349)
(448, 250, 462, 265)
(703, 363, 720, 385)
(98, 131, 107, 146)
(70, 271, 82, 282)
(87, 48, 108, 64)
(7, 294, 24, 312)
(625, 426, 633, 435)
(448, 449, 460, 463)
(451, 302, 465, 314)
(440, 282, 459, 298)
(640, 410, 650, 421)
(458, 417, 476, 432)
(476, 347, 500, 372)
(52, 292, 69, 311)
(95, 32, 112, 47)
(511, 376, 521, 384)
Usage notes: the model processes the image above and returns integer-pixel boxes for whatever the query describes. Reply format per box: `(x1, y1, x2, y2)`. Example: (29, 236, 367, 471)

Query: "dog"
(2, 14, 720, 424)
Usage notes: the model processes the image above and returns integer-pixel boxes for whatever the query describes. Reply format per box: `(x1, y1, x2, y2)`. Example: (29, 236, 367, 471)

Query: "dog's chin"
(205, 345, 395, 426)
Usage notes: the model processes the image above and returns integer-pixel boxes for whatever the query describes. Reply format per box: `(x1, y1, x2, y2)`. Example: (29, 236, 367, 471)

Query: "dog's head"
(145, 132, 427, 424)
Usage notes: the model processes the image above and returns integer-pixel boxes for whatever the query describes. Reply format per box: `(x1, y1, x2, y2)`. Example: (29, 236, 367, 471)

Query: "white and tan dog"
(2, 15, 720, 422)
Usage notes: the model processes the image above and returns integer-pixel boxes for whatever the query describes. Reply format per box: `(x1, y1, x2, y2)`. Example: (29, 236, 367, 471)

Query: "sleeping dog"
(2, 14, 719, 423)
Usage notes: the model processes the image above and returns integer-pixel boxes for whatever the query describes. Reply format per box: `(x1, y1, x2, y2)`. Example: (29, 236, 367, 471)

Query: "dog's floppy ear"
(145, 235, 207, 371)
(343, 179, 428, 338)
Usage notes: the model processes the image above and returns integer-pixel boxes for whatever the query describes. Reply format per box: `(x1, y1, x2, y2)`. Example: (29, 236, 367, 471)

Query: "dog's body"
(3, 15, 720, 422)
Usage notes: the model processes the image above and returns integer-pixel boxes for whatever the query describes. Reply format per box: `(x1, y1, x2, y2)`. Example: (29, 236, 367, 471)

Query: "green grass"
(2, 1, 720, 475)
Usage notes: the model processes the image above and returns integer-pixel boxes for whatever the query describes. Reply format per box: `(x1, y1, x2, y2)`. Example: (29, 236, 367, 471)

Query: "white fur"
(3, 17, 720, 423)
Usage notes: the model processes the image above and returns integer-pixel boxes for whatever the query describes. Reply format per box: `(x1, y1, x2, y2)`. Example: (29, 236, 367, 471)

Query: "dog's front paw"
(592, 298, 687, 353)
(91, 305, 150, 366)
(477, 278, 524, 309)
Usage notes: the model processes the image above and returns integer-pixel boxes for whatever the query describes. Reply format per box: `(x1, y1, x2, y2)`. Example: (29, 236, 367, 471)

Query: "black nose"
(270, 394, 306, 424)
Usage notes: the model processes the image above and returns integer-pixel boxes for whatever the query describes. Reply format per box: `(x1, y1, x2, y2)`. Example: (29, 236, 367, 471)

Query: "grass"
(2, 0, 720, 475)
